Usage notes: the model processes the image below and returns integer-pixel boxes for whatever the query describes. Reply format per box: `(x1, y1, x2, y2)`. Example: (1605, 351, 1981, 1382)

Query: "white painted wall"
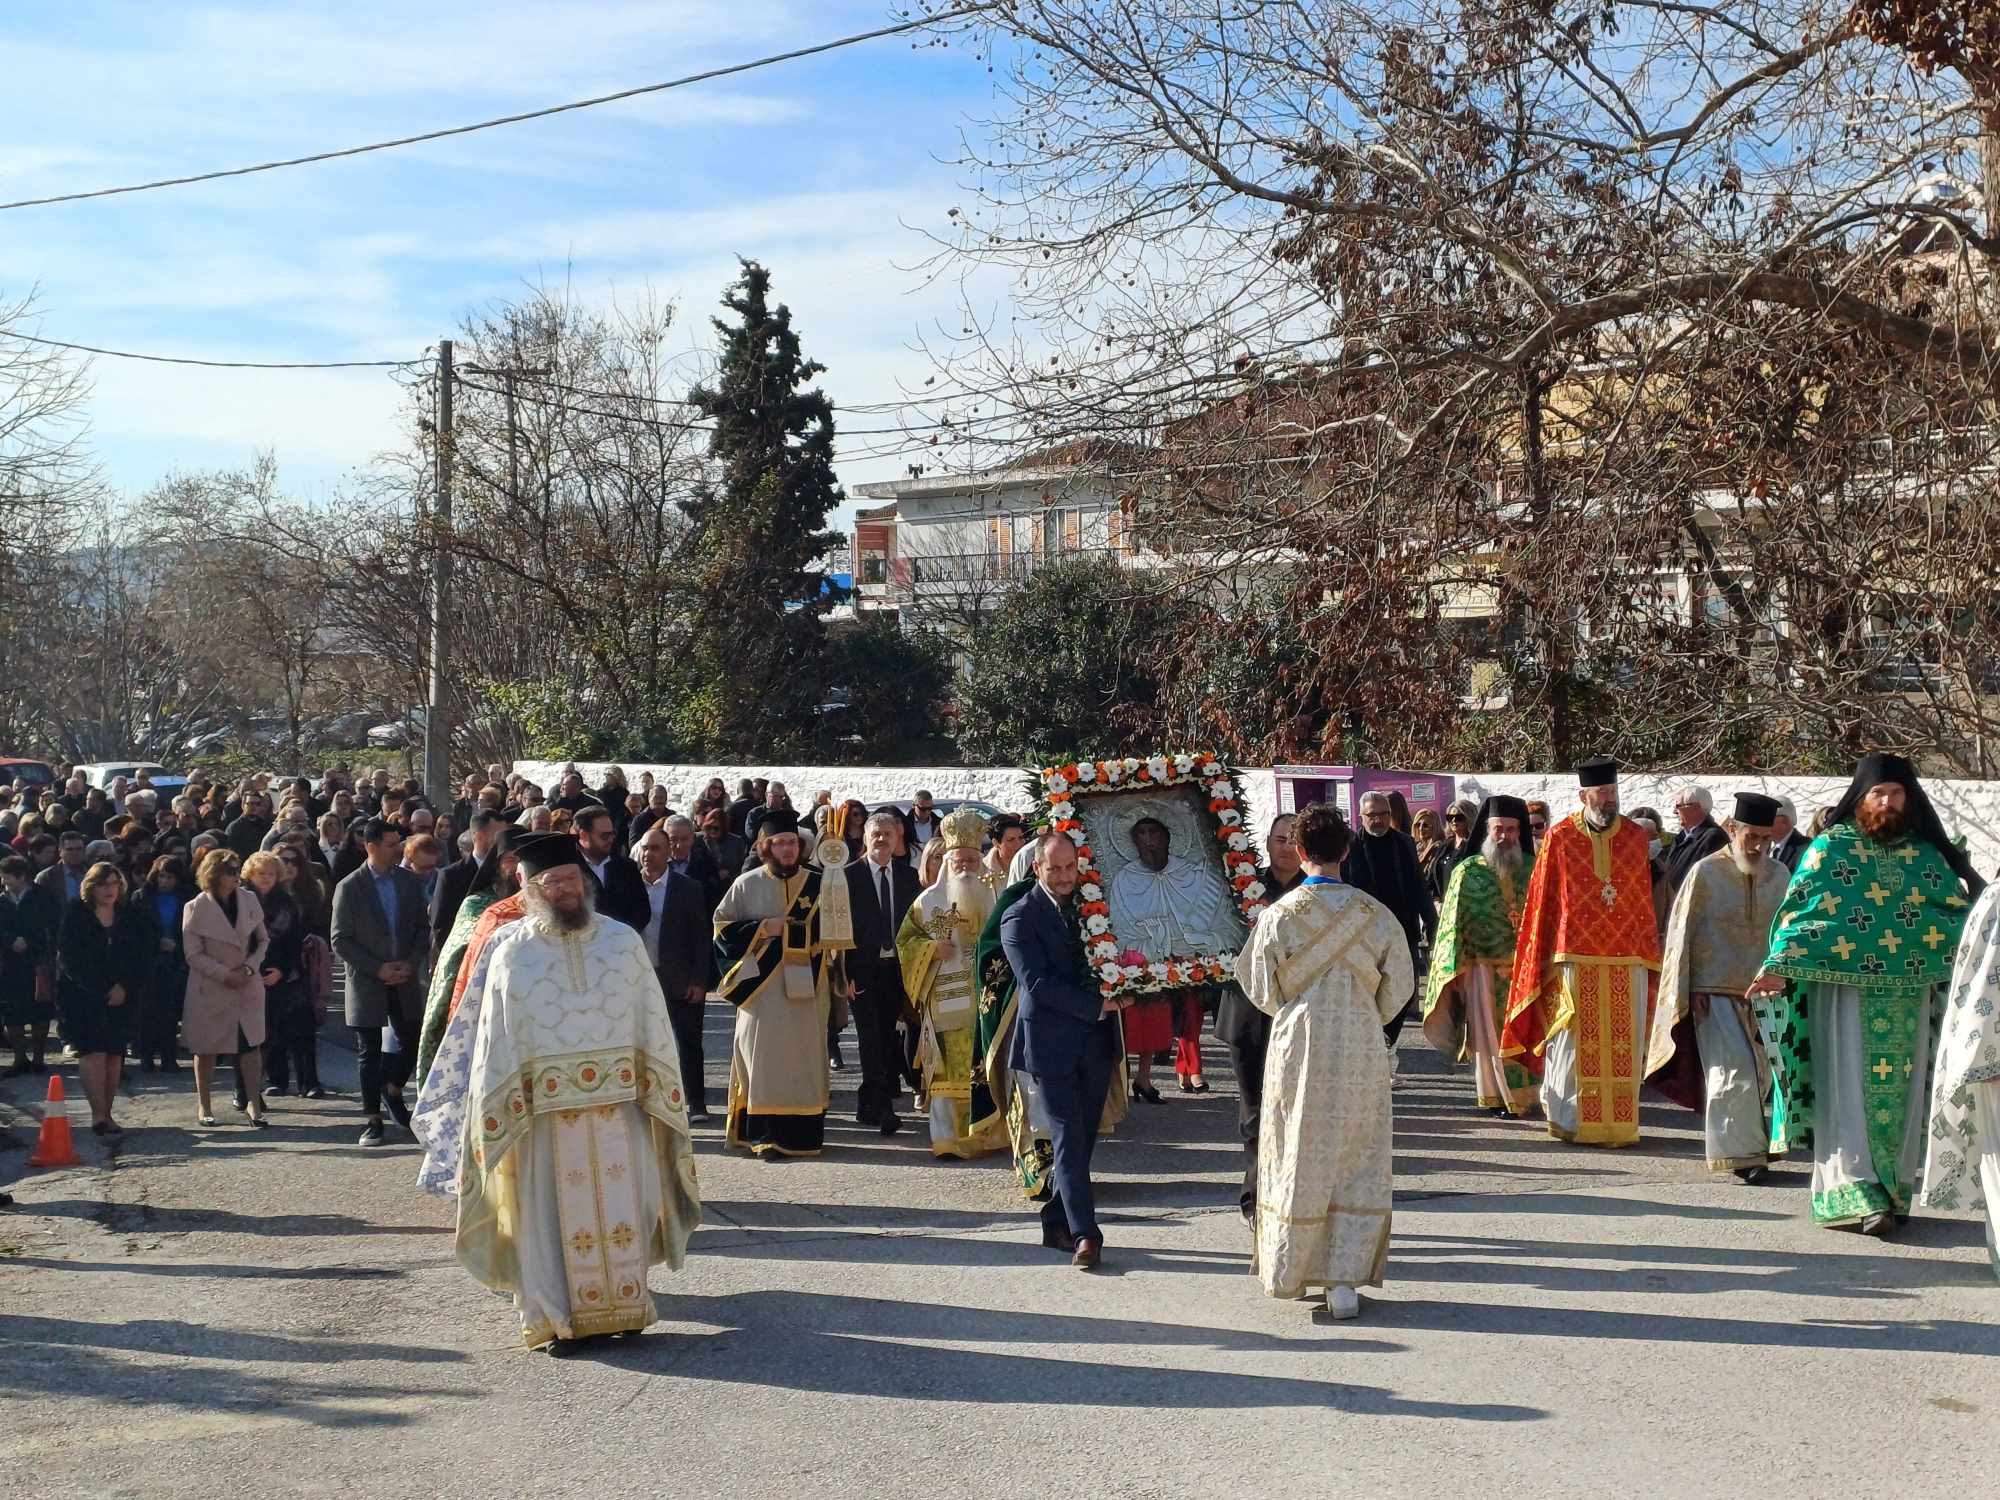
(516, 761, 2000, 876)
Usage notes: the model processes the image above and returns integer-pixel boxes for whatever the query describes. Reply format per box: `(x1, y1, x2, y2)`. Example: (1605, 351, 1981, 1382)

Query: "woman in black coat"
(241, 852, 312, 1104)
(57, 861, 152, 1135)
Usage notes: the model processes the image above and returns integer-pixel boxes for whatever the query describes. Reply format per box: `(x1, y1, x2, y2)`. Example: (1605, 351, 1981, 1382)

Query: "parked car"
(72, 762, 186, 794)
(0, 757, 58, 789)
(367, 709, 427, 749)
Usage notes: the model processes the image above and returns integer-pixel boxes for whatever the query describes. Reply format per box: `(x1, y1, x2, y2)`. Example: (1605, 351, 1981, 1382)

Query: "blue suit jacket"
(1001, 884, 1116, 1077)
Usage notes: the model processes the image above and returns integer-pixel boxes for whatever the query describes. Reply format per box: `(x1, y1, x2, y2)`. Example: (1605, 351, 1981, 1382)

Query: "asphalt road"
(0, 1014, 1993, 1500)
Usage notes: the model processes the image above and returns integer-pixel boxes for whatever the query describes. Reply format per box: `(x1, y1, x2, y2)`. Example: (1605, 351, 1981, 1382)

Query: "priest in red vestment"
(1501, 757, 1663, 1146)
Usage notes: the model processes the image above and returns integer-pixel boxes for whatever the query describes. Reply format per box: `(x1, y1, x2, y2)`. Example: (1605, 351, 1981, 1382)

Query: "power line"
(0, 328, 424, 369)
(0, 5, 996, 213)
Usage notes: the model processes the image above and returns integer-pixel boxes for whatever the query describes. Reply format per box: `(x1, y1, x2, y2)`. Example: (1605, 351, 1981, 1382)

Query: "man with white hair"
(447, 832, 699, 1354)
(1503, 758, 1664, 1146)
(898, 807, 1000, 1157)
(1664, 784, 1728, 896)
(1645, 793, 1791, 1180)
(1771, 797, 1808, 869)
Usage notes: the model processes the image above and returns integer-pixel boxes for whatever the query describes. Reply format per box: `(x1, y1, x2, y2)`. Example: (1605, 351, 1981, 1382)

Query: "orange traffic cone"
(27, 1073, 80, 1168)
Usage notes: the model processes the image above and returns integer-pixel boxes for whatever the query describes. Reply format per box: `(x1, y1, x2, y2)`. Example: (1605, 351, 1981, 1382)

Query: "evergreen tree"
(954, 556, 1192, 766)
(684, 260, 843, 754)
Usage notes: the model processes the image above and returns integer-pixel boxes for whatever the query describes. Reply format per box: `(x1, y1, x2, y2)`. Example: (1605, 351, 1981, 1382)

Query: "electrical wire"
(0, 5, 996, 213)
(0, 328, 425, 369)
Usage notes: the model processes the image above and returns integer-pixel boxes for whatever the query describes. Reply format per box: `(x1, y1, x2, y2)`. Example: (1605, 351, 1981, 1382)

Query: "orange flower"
(1063, 766, 1080, 783)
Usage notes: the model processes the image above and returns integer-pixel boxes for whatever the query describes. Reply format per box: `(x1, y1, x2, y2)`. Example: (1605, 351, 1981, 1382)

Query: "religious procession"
(399, 749, 1998, 1353)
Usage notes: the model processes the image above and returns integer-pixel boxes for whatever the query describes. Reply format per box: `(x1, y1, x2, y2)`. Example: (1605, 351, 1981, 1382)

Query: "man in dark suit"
(1772, 796, 1809, 870)
(1000, 830, 1121, 1269)
(725, 778, 760, 838)
(331, 818, 432, 1147)
(1344, 791, 1435, 1046)
(841, 809, 919, 1133)
(431, 809, 504, 951)
(1214, 814, 1303, 1222)
(574, 805, 649, 931)
(33, 830, 88, 907)
(635, 825, 715, 1121)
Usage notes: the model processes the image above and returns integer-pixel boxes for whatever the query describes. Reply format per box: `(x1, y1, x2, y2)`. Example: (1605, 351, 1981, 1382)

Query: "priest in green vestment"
(1746, 754, 1983, 1235)
(714, 809, 853, 1158)
(1422, 795, 1537, 1115)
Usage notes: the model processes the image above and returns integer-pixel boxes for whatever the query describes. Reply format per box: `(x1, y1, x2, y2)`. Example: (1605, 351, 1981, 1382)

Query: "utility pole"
(423, 338, 453, 805)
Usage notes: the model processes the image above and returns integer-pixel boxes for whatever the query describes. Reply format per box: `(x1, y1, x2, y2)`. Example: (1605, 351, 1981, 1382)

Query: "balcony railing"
(905, 548, 1123, 587)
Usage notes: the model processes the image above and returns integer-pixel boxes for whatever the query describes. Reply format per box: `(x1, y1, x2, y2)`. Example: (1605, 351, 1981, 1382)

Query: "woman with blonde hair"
(56, 862, 151, 1135)
(241, 851, 311, 1104)
(182, 849, 270, 1127)
(918, 833, 948, 889)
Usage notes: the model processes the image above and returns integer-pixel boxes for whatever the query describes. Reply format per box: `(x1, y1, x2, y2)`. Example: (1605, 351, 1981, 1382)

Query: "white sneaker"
(1325, 1286, 1360, 1319)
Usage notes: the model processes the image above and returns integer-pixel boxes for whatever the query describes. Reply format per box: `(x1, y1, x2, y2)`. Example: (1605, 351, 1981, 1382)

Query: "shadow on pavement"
(1361, 1294, 2000, 1356)
(25, 1197, 448, 1238)
(577, 1290, 1548, 1418)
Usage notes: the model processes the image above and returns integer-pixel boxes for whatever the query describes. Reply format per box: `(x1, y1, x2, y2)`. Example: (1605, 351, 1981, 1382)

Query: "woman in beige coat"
(182, 849, 269, 1127)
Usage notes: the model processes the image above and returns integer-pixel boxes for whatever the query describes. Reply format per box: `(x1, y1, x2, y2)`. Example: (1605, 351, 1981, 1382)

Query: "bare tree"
(909, 1, 2000, 773)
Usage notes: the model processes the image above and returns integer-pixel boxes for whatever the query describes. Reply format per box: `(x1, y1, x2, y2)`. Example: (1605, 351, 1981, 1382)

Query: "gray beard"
(1482, 838, 1525, 875)
(1730, 846, 1766, 876)
(1583, 807, 1615, 832)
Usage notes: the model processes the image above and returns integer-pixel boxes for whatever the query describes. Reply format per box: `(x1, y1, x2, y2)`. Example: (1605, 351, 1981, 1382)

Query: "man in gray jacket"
(331, 817, 431, 1146)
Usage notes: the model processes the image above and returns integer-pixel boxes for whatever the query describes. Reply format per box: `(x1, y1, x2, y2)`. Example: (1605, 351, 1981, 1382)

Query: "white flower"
(1244, 880, 1266, 900)
(1079, 882, 1103, 902)
(1123, 756, 1141, 772)
(1091, 938, 1119, 959)
(1049, 800, 1074, 821)
(1102, 762, 1122, 784)
(1227, 832, 1250, 851)
(1173, 752, 1195, 773)
(1084, 914, 1110, 935)
(1146, 756, 1170, 781)
(1218, 809, 1242, 826)
(1076, 763, 1097, 783)
(1121, 964, 1144, 980)
(1098, 961, 1124, 985)
(1044, 771, 1068, 792)
(1206, 780, 1232, 799)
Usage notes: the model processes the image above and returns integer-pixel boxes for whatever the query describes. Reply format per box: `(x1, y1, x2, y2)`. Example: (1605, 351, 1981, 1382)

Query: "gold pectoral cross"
(1601, 879, 1617, 909)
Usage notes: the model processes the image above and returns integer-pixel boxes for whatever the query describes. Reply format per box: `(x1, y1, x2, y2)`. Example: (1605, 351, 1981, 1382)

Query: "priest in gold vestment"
(1233, 803, 1413, 1320)
(453, 834, 700, 1354)
(898, 807, 1000, 1158)
(714, 809, 853, 1157)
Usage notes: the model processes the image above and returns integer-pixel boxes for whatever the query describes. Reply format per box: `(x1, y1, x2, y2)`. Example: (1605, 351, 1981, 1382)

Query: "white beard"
(1482, 837, 1524, 875)
(936, 869, 996, 928)
(1730, 845, 1766, 876)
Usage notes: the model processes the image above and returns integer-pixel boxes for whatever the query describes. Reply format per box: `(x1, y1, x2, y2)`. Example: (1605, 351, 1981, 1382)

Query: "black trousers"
(660, 969, 707, 1113)
(264, 987, 320, 1092)
(848, 962, 906, 1122)
(140, 966, 186, 1065)
(1030, 1019, 1120, 1242)
(1223, 1025, 1269, 1214)
(355, 986, 416, 1116)
(1382, 995, 1416, 1048)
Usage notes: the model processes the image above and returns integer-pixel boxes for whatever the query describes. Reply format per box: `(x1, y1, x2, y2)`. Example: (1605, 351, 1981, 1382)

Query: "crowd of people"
(4, 753, 1996, 1348)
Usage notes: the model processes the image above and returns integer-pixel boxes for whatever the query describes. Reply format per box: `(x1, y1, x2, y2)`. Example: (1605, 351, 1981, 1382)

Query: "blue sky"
(0, 1, 1007, 522)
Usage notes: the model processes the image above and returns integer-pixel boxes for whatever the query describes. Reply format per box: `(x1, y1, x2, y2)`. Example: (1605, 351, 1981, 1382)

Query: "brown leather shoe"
(1071, 1237, 1101, 1270)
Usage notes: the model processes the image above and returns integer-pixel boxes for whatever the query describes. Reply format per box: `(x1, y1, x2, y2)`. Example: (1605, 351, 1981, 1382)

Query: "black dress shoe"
(383, 1088, 413, 1129)
(1042, 1227, 1077, 1252)
(878, 1112, 903, 1136)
